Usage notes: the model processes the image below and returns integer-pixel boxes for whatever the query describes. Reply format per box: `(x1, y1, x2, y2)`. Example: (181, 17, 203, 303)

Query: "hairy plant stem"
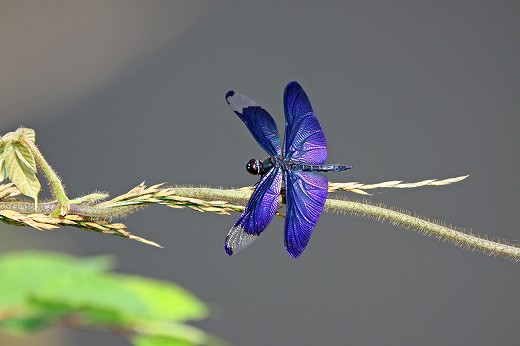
(173, 187, 252, 204)
(325, 199, 520, 261)
(175, 187, 520, 260)
(2, 185, 520, 261)
(19, 137, 70, 215)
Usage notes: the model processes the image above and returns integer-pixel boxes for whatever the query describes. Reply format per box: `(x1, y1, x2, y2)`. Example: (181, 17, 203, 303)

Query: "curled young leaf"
(3, 142, 41, 203)
(18, 127, 36, 143)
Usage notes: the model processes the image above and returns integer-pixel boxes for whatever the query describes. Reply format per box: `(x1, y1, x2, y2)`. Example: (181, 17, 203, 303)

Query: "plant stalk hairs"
(0, 127, 518, 261)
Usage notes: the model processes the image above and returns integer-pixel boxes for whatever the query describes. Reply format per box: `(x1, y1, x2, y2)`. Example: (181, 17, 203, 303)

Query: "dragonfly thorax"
(246, 158, 274, 175)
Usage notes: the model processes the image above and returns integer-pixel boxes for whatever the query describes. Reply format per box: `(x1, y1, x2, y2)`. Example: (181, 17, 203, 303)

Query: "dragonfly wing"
(226, 90, 281, 157)
(284, 170, 328, 258)
(225, 167, 282, 255)
(283, 81, 327, 164)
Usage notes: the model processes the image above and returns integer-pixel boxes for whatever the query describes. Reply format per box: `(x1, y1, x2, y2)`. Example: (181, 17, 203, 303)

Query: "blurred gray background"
(1, 1, 519, 345)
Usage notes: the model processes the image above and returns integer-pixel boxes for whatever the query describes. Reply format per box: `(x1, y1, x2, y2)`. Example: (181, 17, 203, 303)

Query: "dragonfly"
(224, 81, 352, 258)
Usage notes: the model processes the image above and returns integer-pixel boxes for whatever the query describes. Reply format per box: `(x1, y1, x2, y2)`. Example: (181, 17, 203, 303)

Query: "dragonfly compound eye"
(246, 159, 260, 175)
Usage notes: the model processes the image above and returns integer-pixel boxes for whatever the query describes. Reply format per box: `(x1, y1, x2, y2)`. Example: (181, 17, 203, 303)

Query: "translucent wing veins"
(226, 90, 281, 157)
(225, 167, 282, 255)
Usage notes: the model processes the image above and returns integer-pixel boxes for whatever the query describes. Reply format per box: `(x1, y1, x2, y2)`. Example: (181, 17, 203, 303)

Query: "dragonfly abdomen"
(288, 162, 352, 172)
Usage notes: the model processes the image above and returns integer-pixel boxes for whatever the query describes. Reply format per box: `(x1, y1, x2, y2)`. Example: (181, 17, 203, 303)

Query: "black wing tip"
(224, 237, 233, 255)
(225, 90, 235, 101)
(224, 234, 234, 255)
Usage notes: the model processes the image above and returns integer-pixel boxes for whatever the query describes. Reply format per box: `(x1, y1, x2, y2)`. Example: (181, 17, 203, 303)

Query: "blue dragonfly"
(224, 81, 351, 258)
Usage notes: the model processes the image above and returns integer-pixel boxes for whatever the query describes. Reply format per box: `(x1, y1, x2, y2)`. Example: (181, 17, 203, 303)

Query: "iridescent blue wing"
(284, 170, 328, 258)
(225, 167, 282, 255)
(282, 81, 327, 164)
(226, 90, 281, 157)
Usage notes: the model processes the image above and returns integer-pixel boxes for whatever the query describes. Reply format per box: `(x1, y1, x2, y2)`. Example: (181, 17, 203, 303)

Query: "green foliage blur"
(0, 251, 218, 345)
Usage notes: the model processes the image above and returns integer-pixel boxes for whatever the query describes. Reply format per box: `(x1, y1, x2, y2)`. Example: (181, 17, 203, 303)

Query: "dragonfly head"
(246, 159, 263, 175)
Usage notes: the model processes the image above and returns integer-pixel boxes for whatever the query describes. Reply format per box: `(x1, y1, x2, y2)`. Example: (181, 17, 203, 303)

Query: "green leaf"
(0, 304, 69, 335)
(0, 251, 113, 309)
(0, 315, 54, 334)
(31, 274, 208, 323)
(0, 164, 7, 182)
(0, 251, 213, 343)
(1, 130, 17, 142)
(3, 142, 40, 201)
(0, 128, 35, 143)
(118, 275, 208, 321)
(132, 320, 219, 346)
(33, 274, 149, 319)
(0, 252, 114, 334)
(132, 334, 195, 346)
(0, 252, 207, 322)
